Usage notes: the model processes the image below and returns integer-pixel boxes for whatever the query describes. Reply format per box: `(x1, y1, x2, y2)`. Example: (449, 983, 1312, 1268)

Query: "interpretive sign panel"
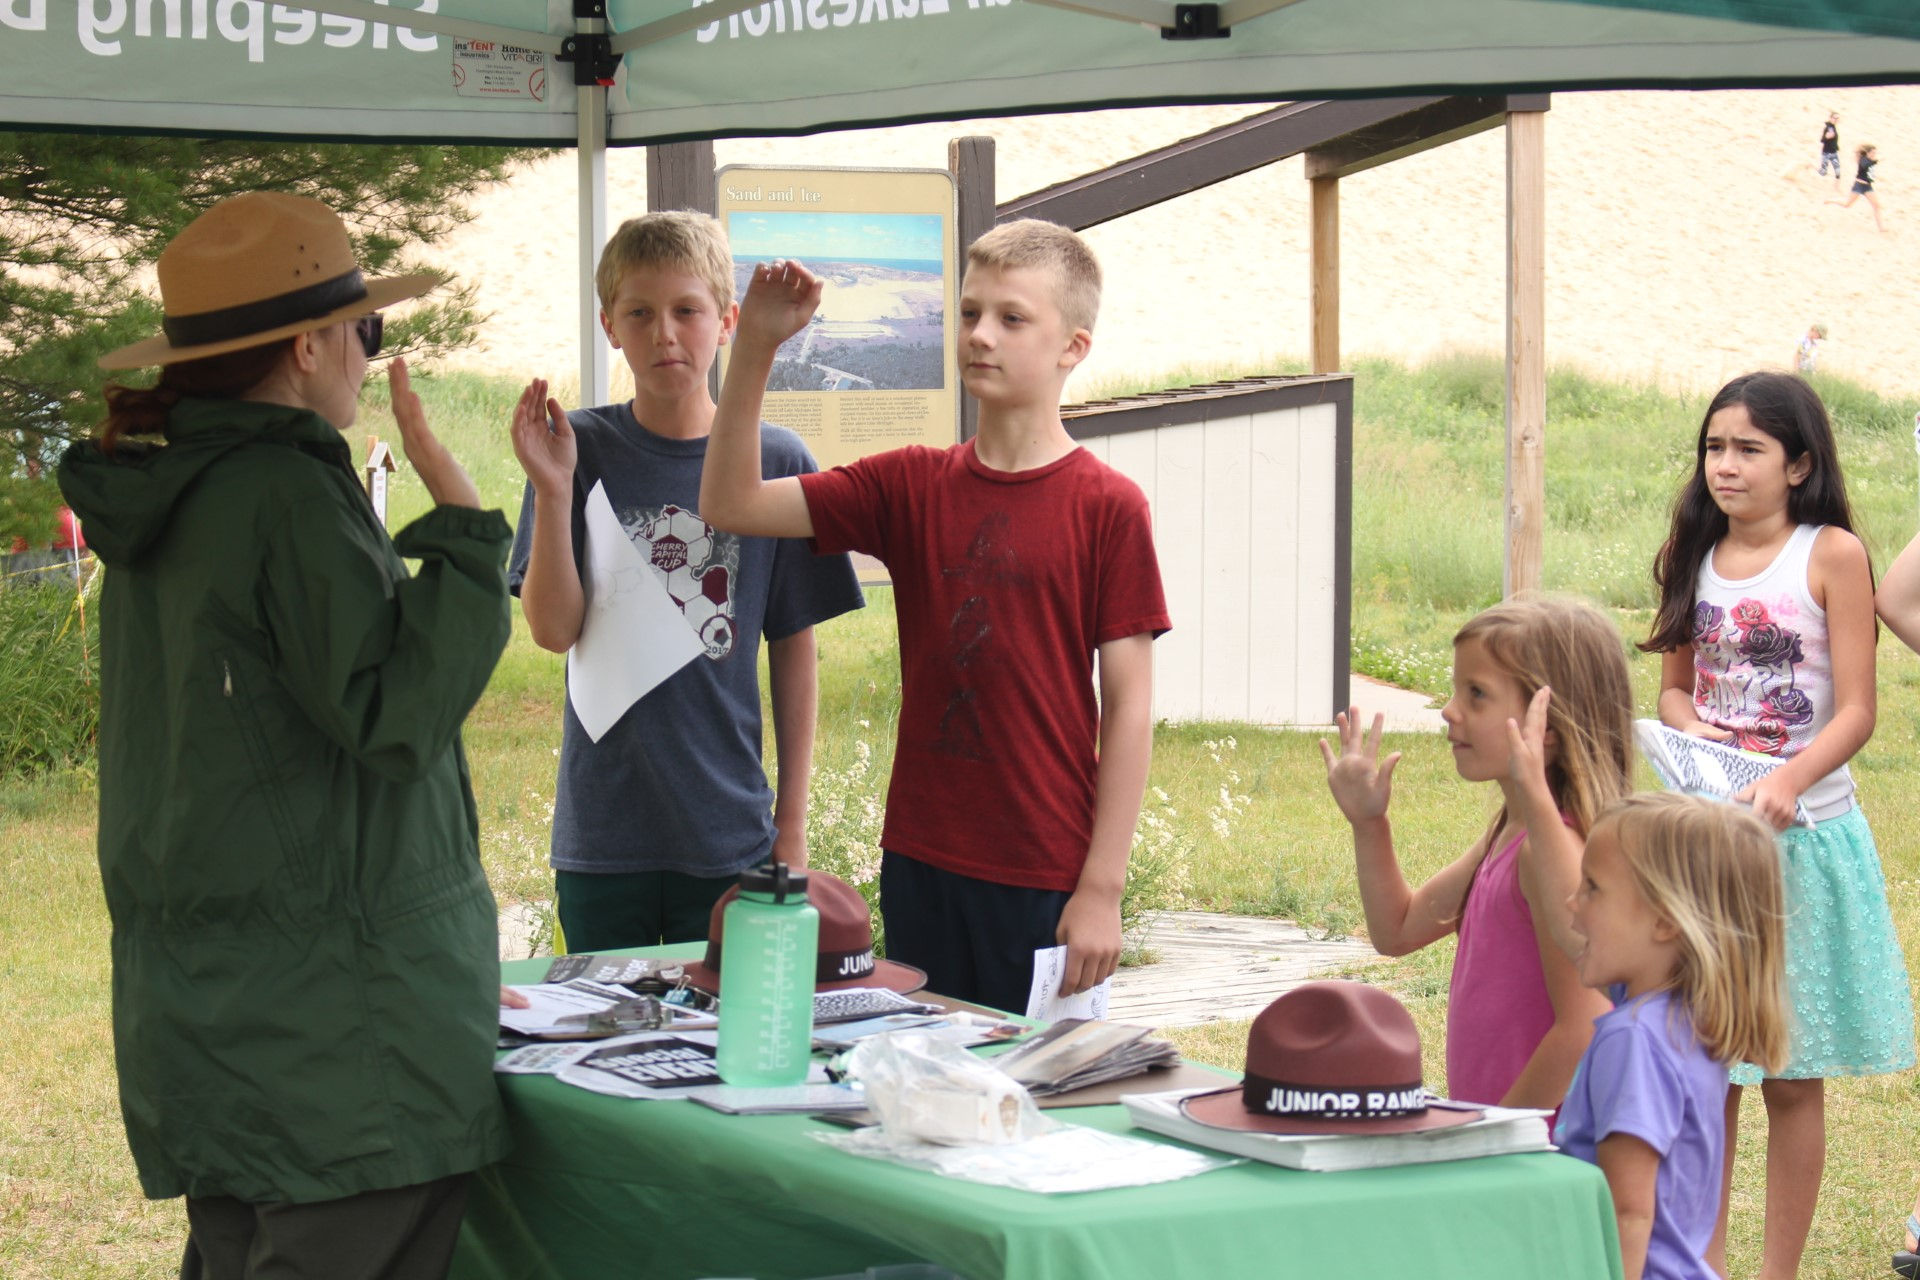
(716, 166, 958, 475)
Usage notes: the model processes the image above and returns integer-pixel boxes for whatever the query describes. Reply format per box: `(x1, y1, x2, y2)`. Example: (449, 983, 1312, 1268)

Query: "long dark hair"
(100, 339, 294, 455)
(1642, 372, 1863, 653)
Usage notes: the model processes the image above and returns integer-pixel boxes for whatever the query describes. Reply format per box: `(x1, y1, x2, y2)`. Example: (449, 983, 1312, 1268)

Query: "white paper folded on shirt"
(567, 481, 705, 742)
(1122, 1088, 1553, 1172)
(1025, 945, 1111, 1022)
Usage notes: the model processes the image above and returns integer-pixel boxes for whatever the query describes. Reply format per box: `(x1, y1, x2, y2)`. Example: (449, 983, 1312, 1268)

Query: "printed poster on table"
(716, 166, 957, 582)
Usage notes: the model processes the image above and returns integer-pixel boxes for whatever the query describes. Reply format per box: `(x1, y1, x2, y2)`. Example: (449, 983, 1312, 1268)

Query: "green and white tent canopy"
(3, 0, 1919, 146)
(6, 0, 1915, 401)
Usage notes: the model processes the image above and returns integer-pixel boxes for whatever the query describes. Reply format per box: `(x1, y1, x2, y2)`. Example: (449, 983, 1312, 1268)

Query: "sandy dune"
(430, 87, 1920, 399)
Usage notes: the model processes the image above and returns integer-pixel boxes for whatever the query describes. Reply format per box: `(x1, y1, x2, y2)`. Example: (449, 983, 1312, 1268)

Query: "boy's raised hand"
(736, 259, 824, 350)
(1320, 709, 1400, 824)
(509, 377, 575, 497)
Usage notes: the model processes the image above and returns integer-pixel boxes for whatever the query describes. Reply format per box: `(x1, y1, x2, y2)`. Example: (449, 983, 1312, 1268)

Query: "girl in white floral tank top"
(1690, 523, 1854, 820)
(1645, 372, 1912, 1279)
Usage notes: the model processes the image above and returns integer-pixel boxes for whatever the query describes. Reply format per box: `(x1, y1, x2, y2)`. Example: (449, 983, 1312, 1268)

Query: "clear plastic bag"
(847, 1031, 1054, 1147)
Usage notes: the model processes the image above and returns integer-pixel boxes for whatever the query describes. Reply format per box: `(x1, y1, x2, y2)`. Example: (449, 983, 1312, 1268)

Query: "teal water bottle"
(716, 861, 819, 1087)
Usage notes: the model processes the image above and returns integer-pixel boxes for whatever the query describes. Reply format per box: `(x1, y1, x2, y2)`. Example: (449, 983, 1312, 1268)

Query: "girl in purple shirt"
(1526, 792, 1789, 1280)
(1323, 596, 1632, 1110)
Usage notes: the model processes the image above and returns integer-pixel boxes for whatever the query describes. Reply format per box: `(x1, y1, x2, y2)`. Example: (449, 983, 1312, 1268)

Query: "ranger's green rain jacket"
(58, 397, 513, 1204)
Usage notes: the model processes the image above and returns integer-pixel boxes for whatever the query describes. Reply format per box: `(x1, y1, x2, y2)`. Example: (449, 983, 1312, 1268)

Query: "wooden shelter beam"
(1304, 94, 1551, 180)
(999, 95, 1548, 233)
(997, 97, 1442, 231)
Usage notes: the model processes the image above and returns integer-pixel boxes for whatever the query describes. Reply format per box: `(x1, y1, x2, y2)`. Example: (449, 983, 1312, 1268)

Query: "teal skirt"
(1732, 804, 1916, 1084)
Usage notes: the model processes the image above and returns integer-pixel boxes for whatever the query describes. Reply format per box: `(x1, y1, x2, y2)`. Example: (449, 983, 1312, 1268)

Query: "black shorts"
(1852, 180, 1873, 195)
(879, 851, 1073, 1013)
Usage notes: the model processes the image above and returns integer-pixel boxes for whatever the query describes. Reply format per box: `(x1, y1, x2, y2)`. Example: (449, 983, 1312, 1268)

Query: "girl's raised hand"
(1320, 708, 1401, 824)
(1505, 685, 1556, 800)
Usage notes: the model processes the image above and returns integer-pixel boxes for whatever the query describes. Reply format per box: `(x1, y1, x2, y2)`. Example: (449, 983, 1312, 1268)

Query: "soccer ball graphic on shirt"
(636, 504, 738, 660)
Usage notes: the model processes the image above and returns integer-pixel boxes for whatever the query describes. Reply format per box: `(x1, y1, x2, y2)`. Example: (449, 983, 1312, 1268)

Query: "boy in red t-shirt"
(702, 220, 1169, 1011)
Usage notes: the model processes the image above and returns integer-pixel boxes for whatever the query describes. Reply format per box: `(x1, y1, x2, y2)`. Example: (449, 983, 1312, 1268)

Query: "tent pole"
(1310, 175, 1339, 374)
(1504, 109, 1545, 598)
(577, 78, 610, 408)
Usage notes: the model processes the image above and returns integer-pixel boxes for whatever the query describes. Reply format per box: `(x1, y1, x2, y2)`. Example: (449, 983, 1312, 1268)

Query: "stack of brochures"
(1122, 1089, 1554, 1172)
(1633, 719, 1813, 827)
(992, 1019, 1180, 1097)
(813, 1012, 1027, 1052)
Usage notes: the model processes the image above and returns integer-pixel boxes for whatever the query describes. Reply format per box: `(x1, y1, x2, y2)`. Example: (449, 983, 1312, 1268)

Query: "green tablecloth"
(452, 954, 1623, 1280)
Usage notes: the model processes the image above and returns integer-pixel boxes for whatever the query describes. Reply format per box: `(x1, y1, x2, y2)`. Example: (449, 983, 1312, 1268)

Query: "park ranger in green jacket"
(58, 192, 513, 1280)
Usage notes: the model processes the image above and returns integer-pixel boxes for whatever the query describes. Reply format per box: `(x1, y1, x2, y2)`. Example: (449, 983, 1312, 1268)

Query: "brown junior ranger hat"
(680, 867, 927, 996)
(1180, 980, 1482, 1136)
(98, 191, 436, 370)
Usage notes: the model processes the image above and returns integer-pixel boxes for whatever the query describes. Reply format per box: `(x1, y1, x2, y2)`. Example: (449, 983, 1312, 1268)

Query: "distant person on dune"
(1818, 113, 1842, 189)
(1796, 323, 1828, 376)
(1827, 143, 1887, 233)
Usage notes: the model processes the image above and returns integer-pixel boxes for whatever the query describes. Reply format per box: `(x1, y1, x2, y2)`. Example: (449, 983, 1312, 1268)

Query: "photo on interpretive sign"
(728, 211, 946, 393)
(715, 164, 956, 586)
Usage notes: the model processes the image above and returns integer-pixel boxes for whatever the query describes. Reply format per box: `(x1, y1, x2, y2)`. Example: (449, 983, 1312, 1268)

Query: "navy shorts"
(556, 867, 737, 952)
(879, 851, 1073, 1014)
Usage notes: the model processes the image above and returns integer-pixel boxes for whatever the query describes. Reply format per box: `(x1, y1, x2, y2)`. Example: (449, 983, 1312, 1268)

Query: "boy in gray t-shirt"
(509, 212, 862, 950)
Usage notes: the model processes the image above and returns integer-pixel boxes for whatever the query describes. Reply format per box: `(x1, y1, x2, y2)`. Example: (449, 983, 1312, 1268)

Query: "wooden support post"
(1504, 110, 1546, 598)
(950, 135, 995, 442)
(647, 140, 717, 395)
(1310, 176, 1339, 375)
(646, 140, 717, 215)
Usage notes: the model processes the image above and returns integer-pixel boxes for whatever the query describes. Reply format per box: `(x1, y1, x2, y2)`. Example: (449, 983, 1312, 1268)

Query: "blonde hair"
(595, 211, 733, 313)
(1597, 793, 1790, 1071)
(965, 219, 1101, 335)
(1453, 594, 1634, 840)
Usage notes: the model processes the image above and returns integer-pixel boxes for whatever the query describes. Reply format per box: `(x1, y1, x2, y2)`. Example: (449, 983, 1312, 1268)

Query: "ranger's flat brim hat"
(678, 867, 926, 997)
(99, 190, 435, 370)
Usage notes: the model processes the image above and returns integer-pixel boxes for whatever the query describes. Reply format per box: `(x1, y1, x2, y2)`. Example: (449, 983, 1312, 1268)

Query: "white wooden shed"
(1065, 374, 1353, 727)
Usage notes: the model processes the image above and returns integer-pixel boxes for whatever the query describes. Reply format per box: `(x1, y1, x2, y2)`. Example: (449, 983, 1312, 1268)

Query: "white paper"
(683, 1083, 867, 1113)
(498, 980, 634, 1036)
(1025, 946, 1111, 1022)
(1122, 1089, 1555, 1172)
(494, 1041, 604, 1075)
(817, 1123, 1237, 1193)
(567, 482, 705, 742)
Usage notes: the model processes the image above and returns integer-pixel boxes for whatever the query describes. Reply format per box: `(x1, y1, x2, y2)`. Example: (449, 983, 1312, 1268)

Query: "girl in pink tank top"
(1323, 596, 1633, 1109)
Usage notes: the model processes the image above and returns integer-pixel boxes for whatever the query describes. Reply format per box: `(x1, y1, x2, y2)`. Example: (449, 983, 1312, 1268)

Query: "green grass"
(8, 356, 1920, 1276)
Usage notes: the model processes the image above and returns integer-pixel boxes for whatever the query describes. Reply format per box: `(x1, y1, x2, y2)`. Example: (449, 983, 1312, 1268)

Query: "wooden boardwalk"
(1109, 910, 1380, 1028)
(501, 905, 1381, 1030)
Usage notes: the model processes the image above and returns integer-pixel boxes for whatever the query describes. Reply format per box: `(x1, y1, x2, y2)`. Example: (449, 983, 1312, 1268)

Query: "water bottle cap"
(738, 859, 808, 903)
